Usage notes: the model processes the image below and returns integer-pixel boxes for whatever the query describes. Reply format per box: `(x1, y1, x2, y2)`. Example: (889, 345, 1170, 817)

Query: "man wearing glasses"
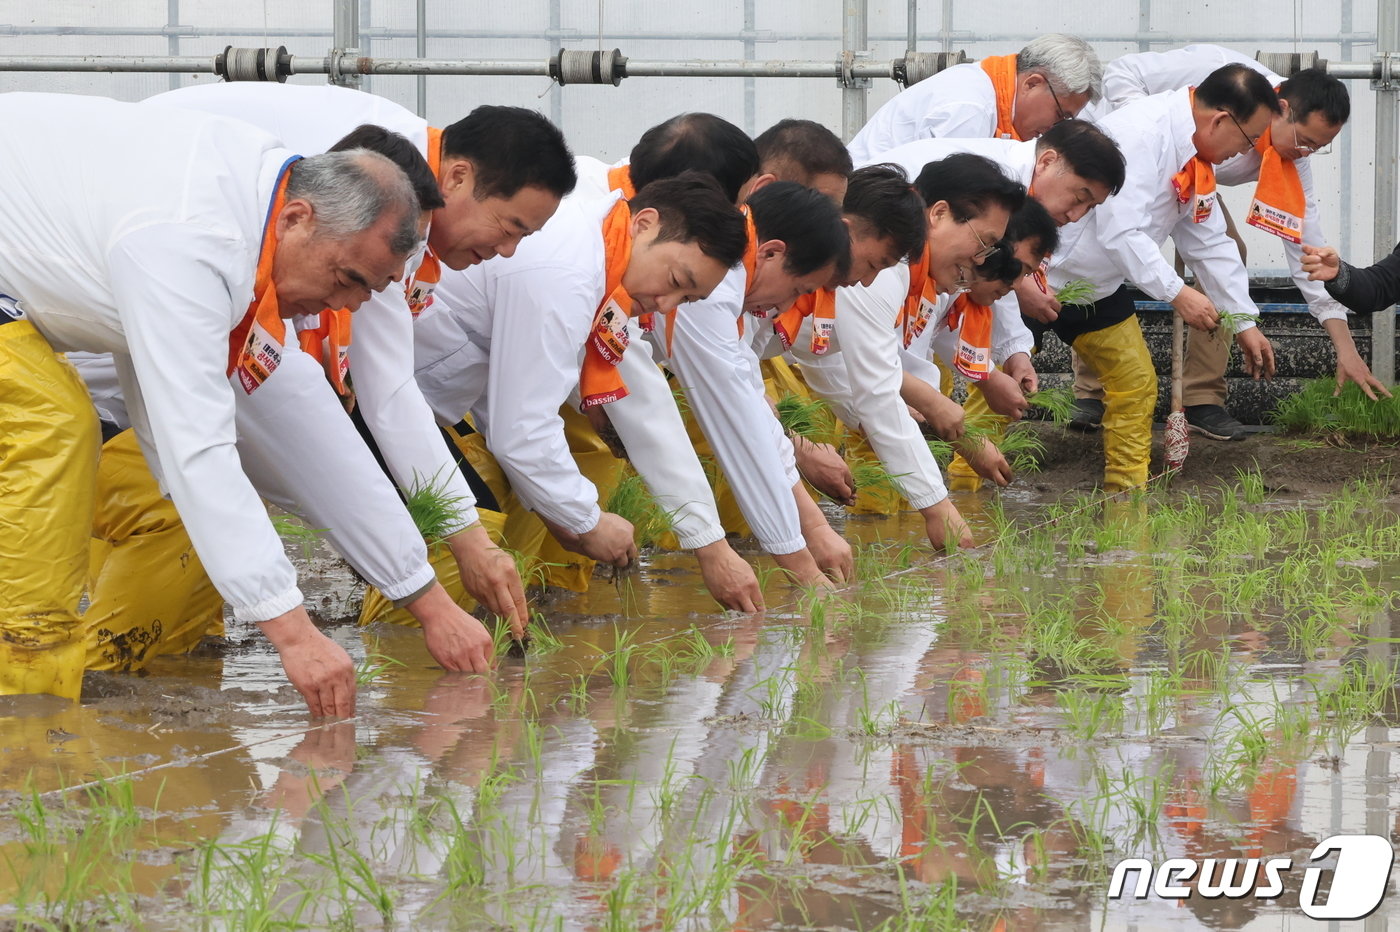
(848, 34, 1102, 163)
(1069, 47, 1367, 435)
(1022, 64, 1280, 491)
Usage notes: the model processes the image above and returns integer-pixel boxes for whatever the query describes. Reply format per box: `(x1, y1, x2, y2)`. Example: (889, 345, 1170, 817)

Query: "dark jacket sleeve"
(1326, 241, 1400, 315)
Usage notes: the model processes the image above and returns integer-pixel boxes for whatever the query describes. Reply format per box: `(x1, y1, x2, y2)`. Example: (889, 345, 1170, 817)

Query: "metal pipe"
(0, 24, 1376, 44)
(414, 0, 426, 116)
(0, 51, 1388, 83)
(330, 0, 359, 88)
(906, 0, 916, 51)
(1373, 1, 1399, 384)
(841, 0, 870, 141)
(166, 0, 181, 91)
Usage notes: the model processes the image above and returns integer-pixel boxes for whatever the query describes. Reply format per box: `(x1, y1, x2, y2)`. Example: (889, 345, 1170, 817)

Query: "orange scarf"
(579, 198, 636, 408)
(607, 163, 637, 199)
(405, 127, 445, 317)
(229, 156, 301, 394)
(1244, 120, 1306, 244)
(943, 294, 994, 381)
(896, 243, 940, 349)
(771, 288, 836, 355)
(1171, 88, 1219, 224)
(979, 54, 1022, 140)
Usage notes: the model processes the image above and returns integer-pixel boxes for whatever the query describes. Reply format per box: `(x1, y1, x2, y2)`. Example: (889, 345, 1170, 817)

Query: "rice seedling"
(272, 513, 327, 561)
(355, 637, 406, 685)
(1026, 384, 1078, 425)
(1271, 377, 1400, 439)
(776, 392, 838, 442)
(1055, 277, 1096, 306)
(849, 456, 906, 499)
(405, 470, 473, 543)
(604, 469, 673, 549)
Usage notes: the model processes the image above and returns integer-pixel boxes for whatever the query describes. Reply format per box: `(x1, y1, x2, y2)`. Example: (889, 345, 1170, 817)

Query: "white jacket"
(0, 93, 307, 621)
(848, 62, 1000, 163)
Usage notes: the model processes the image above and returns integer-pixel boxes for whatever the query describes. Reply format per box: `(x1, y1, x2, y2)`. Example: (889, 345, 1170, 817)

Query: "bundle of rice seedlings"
(1055, 278, 1096, 307)
(605, 468, 674, 549)
(776, 392, 838, 442)
(405, 471, 472, 544)
(849, 457, 905, 497)
(1214, 309, 1257, 335)
(1026, 385, 1077, 425)
(1272, 377, 1400, 440)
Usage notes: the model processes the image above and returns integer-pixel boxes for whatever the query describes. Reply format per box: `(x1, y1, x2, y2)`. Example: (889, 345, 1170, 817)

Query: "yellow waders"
(0, 320, 98, 699)
(85, 430, 225, 672)
(1072, 316, 1157, 492)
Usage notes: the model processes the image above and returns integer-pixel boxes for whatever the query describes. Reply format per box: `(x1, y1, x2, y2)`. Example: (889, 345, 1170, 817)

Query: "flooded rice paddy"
(5, 459, 1400, 930)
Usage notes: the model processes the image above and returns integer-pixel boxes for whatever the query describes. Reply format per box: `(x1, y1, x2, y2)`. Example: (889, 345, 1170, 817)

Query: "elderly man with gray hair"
(848, 33, 1104, 162)
(0, 92, 423, 717)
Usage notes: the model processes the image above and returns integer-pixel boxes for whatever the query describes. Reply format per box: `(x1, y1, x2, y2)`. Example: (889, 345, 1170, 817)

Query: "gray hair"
(286, 148, 423, 256)
(1018, 33, 1104, 104)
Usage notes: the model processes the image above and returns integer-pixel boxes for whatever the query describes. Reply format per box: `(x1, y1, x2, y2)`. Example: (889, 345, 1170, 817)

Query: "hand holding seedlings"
(449, 524, 530, 640)
(410, 584, 495, 674)
(1003, 351, 1039, 395)
(792, 435, 855, 504)
(1233, 325, 1277, 379)
(1169, 286, 1220, 332)
(574, 512, 640, 568)
(260, 608, 357, 719)
(695, 540, 764, 613)
(922, 498, 974, 551)
(1016, 274, 1061, 323)
(976, 369, 1030, 421)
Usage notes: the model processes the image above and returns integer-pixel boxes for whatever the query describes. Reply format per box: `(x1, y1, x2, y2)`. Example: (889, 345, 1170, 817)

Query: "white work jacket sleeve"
(1287, 158, 1349, 324)
(991, 292, 1035, 363)
(663, 294, 807, 554)
(1171, 205, 1261, 331)
(603, 327, 727, 551)
(476, 265, 602, 537)
(233, 348, 435, 602)
(106, 224, 302, 623)
(1084, 147, 1187, 305)
(800, 270, 948, 510)
(899, 345, 944, 388)
(348, 284, 479, 532)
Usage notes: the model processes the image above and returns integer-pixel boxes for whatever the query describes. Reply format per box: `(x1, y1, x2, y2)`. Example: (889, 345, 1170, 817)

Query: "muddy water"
(3, 485, 1400, 931)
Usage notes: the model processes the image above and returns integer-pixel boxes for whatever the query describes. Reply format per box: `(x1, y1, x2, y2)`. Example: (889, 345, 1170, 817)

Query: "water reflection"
(2, 487, 1399, 930)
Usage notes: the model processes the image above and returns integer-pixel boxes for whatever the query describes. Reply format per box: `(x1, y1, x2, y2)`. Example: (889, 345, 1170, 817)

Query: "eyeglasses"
(1046, 80, 1071, 123)
(967, 222, 999, 262)
(1289, 118, 1332, 156)
(1220, 108, 1259, 149)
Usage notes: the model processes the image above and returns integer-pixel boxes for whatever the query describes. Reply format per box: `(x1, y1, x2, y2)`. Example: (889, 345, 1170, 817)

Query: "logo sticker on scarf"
(906, 296, 936, 345)
(234, 318, 284, 394)
(1193, 191, 1216, 224)
(810, 316, 834, 355)
(591, 299, 630, 365)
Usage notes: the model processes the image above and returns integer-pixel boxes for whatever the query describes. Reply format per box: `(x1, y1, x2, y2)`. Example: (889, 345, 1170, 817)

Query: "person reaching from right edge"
(1028, 63, 1281, 492)
(1303, 242, 1400, 393)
